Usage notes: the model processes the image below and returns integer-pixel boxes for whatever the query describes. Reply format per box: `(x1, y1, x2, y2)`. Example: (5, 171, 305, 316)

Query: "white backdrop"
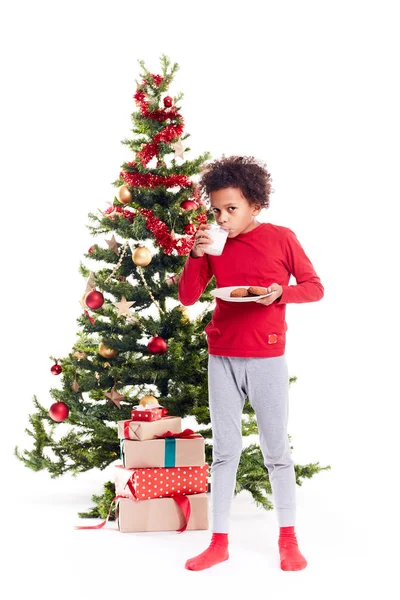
(1, 1, 399, 597)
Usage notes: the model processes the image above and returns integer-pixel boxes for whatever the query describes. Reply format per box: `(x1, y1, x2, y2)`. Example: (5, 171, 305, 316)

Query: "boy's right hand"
(190, 224, 212, 258)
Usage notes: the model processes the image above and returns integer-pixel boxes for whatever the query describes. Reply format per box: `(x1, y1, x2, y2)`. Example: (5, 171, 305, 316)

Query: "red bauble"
(50, 362, 62, 375)
(163, 96, 173, 107)
(147, 336, 168, 354)
(49, 401, 69, 422)
(85, 290, 104, 310)
(180, 200, 198, 211)
(88, 246, 94, 254)
(184, 223, 196, 235)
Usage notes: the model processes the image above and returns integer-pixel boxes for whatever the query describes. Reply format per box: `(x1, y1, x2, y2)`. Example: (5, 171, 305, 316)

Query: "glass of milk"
(203, 225, 229, 256)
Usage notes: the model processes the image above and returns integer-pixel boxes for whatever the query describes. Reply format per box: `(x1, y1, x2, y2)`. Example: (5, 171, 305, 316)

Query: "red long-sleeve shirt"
(178, 222, 324, 358)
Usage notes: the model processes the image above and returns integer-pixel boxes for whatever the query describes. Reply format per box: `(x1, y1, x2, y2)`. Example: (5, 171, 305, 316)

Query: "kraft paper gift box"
(117, 415, 182, 441)
(116, 493, 209, 532)
(120, 431, 205, 469)
(114, 463, 209, 500)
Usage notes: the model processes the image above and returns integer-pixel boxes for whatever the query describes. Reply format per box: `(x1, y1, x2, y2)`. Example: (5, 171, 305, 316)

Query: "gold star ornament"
(113, 296, 135, 317)
(106, 235, 122, 255)
(172, 139, 185, 159)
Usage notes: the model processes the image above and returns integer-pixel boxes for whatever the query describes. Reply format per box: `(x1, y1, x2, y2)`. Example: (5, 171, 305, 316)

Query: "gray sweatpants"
(208, 354, 296, 532)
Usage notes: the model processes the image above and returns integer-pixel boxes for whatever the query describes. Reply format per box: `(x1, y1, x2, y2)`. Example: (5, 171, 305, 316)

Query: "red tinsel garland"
(134, 89, 180, 122)
(150, 74, 164, 86)
(103, 205, 135, 223)
(109, 75, 208, 256)
(138, 208, 207, 256)
(103, 204, 207, 256)
(133, 79, 185, 167)
(138, 121, 184, 165)
(121, 171, 193, 189)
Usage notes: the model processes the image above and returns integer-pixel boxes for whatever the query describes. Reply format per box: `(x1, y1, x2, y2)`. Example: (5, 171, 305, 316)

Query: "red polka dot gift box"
(129, 406, 168, 422)
(114, 464, 209, 501)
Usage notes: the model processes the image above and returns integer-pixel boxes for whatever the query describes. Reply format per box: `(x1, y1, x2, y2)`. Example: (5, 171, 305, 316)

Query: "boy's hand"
(256, 283, 283, 305)
(190, 224, 212, 258)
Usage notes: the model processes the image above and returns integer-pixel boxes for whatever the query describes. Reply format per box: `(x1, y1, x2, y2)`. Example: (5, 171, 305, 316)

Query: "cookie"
(230, 287, 249, 297)
(247, 286, 268, 296)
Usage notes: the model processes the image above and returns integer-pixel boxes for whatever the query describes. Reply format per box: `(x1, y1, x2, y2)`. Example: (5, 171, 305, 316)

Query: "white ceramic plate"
(210, 285, 273, 302)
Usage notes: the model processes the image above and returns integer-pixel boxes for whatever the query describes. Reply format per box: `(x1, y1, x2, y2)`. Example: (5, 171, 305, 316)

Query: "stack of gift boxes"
(114, 399, 209, 533)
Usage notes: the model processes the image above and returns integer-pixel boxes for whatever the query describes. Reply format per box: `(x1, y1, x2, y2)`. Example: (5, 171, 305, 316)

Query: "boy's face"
(209, 187, 262, 238)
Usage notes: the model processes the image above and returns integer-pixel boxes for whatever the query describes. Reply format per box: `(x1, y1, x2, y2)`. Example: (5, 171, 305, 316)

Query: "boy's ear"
(252, 204, 262, 214)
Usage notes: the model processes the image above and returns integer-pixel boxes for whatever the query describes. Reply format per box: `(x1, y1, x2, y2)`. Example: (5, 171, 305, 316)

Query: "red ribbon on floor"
(75, 494, 191, 533)
(74, 495, 128, 530)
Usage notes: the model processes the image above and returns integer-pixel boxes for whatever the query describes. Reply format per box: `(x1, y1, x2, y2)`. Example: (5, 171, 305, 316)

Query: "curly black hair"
(198, 155, 273, 208)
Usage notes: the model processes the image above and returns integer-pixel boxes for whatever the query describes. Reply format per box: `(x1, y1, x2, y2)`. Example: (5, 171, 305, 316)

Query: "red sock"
(185, 533, 229, 571)
(278, 526, 307, 571)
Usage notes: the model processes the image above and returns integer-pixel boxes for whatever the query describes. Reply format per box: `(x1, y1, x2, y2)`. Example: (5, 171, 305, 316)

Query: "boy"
(178, 155, 324, 571)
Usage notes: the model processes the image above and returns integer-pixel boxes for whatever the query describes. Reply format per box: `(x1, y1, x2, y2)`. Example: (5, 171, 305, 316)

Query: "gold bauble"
(176, 305, 190, 321)
(117, 185, 132, 204)
(132, 246, 152, 266)
(98, 342, 118, 359)
(139, 395, 158, 407)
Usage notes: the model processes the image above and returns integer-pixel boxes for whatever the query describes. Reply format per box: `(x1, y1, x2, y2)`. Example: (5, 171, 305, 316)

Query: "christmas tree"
(15, 55, 329, 519)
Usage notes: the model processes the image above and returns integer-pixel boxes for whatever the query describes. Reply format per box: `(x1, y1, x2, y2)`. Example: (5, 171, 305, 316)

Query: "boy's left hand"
(256, 283, 283, 306)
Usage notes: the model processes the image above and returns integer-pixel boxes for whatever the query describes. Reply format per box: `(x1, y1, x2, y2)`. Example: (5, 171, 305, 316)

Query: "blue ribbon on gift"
(164, 437, 176, 467)
(120, 436, 176, 467)
(120, 435, 180, 467)
(120, 439, 125, 465)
